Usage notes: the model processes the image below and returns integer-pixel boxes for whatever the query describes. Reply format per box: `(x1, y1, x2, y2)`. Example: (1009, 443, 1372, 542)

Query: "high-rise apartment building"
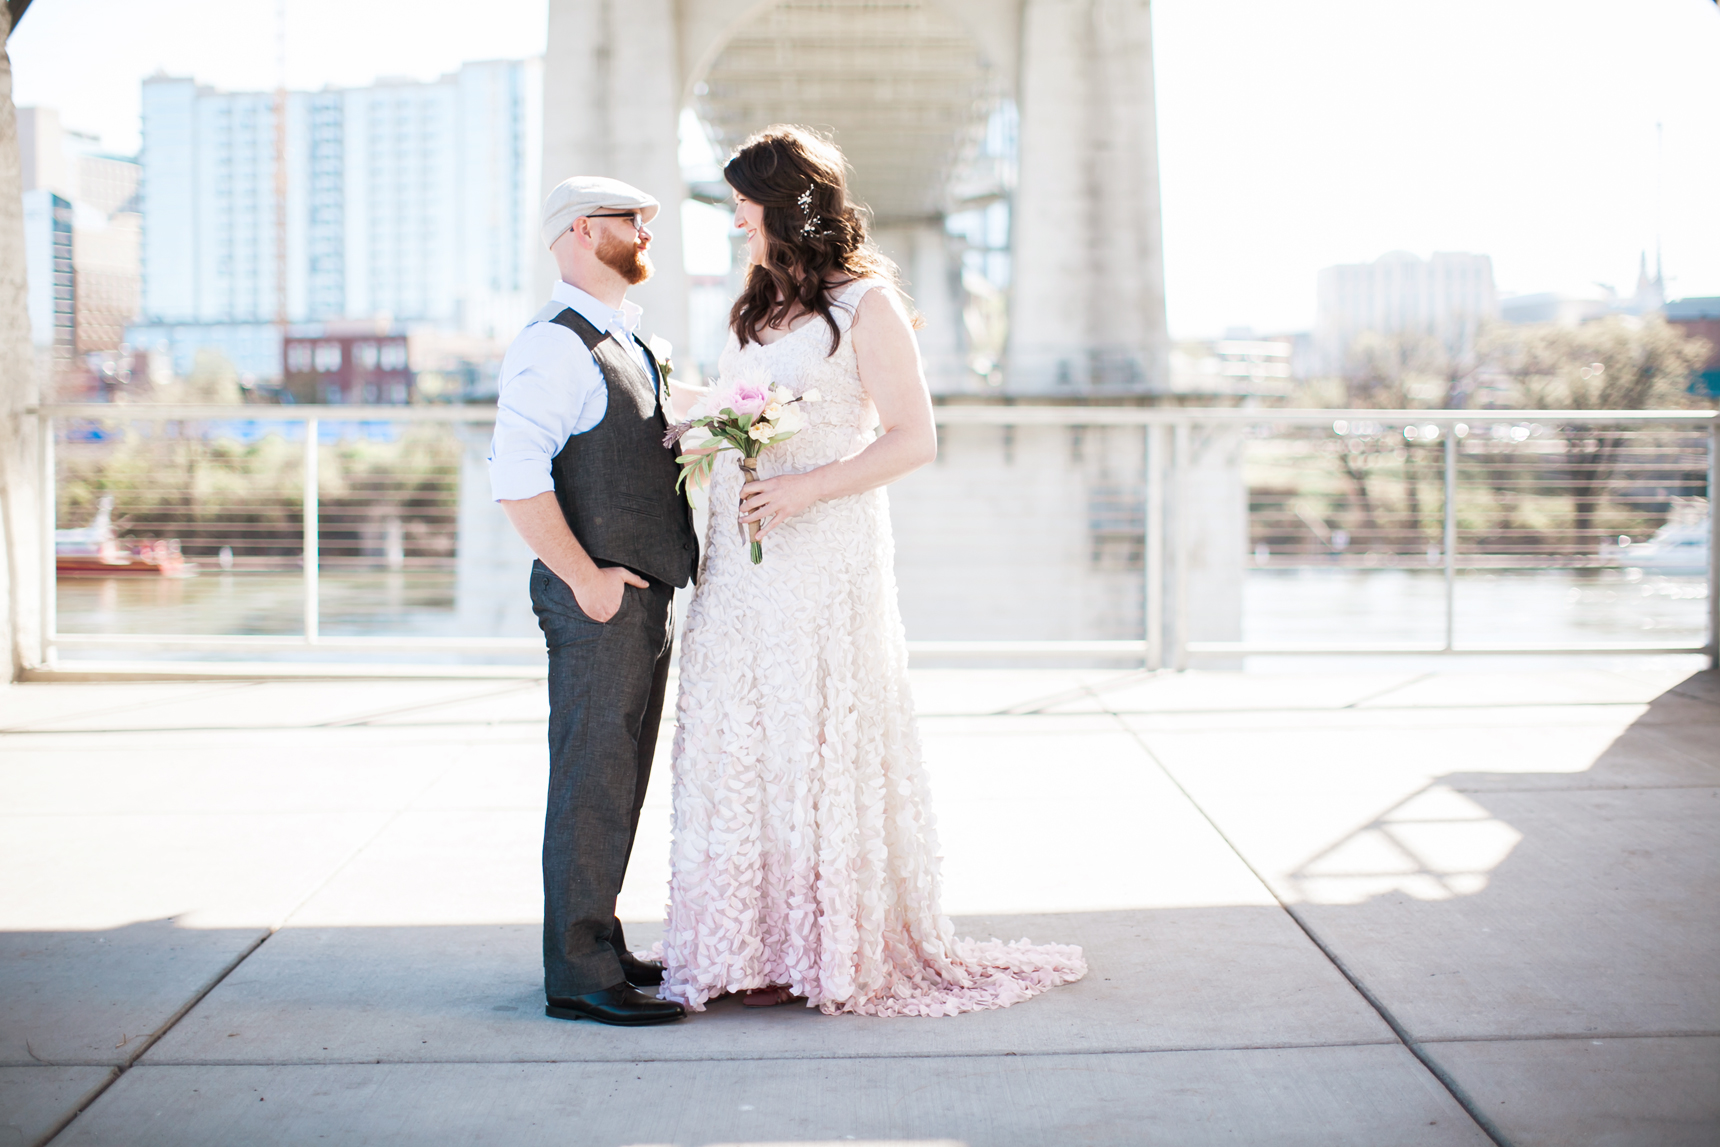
(21, 189, 74, 363)
(1314, 250, 1497, 375)
(17, 107, 142, 395)
(134, 60, 542, 379)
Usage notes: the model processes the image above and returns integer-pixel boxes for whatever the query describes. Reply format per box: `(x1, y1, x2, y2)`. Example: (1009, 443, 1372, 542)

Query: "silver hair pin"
(797, 184, 822, 236)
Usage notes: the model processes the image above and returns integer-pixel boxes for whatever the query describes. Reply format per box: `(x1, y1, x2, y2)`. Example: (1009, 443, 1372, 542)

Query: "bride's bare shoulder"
(850, 281, 906, 327)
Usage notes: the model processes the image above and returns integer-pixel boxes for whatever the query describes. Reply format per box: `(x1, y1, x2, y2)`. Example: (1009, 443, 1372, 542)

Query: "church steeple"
(1634, 250, 1665, 314)
(1637, 120, 1668, 315)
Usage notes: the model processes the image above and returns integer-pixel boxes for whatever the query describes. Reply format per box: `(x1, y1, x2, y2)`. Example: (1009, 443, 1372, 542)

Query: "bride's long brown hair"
(724, 125, 912, 355)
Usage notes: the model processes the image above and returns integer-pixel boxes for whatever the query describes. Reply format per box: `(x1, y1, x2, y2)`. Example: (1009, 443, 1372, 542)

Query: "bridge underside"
(695, 0, 998, 225)
(543, 0, 1168, 396)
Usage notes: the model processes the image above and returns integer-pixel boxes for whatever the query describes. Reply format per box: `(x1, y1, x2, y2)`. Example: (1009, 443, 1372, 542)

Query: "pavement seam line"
(0, 681, 260, 735)
(995, 667, 1171, 715)
(38, 1028, 1720, 1071)
(1418, 1029, 1720, 1044)
(269, 747, 471, 931)
(1342, 671, 1436, 709)
(140, 1040, 1417, 1069)
(0, 722, 554, 737)
(1453, 782, 1720, 793)
(4, 697, 1664, 736)
(1101, 699, 1515, 1147)
(317, 680, 542, 728)
(39, 932, 270, 1147)
(39, 742, 468, 1145)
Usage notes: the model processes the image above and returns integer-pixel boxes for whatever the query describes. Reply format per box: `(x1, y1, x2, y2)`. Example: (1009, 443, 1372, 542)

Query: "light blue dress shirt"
(487, 280, 656, 502)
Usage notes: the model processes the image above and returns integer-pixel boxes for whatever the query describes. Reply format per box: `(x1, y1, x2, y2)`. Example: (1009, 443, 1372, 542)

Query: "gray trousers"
(529, 559, 673, 998)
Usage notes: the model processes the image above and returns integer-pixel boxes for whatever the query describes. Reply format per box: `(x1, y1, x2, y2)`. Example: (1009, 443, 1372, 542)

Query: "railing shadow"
(1282, 670, 1718, 1022)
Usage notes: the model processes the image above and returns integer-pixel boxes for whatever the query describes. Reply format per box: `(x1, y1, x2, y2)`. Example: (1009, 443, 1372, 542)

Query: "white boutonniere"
(646, 335, 674, 379)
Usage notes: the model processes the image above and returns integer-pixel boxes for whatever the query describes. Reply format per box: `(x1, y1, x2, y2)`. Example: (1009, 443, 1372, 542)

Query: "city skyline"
(116, 61, 539, 384)
(136, 62, 539, 334)
(11, 0, 1720, 339)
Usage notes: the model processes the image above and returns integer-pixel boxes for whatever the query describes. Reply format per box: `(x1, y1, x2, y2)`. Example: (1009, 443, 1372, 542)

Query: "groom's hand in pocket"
(573, 565, 649, 623)
(499, 494, 647, 624)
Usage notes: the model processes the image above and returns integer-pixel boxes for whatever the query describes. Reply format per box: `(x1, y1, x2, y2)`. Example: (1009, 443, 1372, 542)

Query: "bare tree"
(1482, 316, 1713, 541)
(1483, 315, 1711, 412)
(1343, 330, 1465, 409)
(1335, 332, 1476, 545)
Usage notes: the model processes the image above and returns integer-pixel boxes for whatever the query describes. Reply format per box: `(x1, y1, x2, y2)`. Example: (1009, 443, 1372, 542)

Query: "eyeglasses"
(585, 212, 648, 233)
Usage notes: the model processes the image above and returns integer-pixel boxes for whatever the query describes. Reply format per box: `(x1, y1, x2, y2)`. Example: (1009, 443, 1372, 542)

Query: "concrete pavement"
(1, 663, 1716, 1146)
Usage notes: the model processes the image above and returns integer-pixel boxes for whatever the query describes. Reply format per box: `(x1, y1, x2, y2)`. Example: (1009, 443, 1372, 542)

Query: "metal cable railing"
(33, 403, 1720, 671)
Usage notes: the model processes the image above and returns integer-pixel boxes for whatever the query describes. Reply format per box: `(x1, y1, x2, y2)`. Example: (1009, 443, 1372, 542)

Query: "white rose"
(747, 422, 774, 442)
(761, 402, 784, 421)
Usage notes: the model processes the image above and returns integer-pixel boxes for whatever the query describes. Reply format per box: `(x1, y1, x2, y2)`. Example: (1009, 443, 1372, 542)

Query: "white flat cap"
(540, 176, 660, 249)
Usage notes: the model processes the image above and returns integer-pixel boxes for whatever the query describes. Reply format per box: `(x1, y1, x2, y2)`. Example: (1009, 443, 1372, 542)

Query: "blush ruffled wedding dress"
(657, 279, 1086, 1017)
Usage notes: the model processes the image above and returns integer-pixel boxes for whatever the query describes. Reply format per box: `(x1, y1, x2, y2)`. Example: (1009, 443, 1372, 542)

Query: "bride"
(659, 125, 1085, 1016)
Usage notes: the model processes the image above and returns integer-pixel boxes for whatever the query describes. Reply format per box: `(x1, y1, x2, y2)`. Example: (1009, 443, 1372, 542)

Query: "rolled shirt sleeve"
(487, 322, 609, 502)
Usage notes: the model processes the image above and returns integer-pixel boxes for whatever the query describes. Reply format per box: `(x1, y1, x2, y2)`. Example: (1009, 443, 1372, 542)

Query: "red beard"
(598, 231, 653, 285)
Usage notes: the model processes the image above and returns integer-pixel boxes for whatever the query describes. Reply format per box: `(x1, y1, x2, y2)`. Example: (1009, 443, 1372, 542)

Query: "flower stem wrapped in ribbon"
(663, 374, 822, 564)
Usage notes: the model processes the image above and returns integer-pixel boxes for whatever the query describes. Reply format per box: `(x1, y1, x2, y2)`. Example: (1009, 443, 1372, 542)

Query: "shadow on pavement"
(1277, 670, 1720, 1147)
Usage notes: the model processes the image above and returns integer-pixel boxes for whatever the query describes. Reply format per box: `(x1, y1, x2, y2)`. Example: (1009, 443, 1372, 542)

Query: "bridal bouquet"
(664, 374, 821, 564)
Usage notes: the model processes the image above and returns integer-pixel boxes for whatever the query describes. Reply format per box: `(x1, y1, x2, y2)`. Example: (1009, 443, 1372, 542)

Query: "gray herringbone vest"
(547, 308, 698, 588)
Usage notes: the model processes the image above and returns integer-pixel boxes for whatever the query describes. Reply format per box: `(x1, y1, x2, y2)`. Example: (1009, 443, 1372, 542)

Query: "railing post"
(303, 419, 319, 643)
(1444, 427, 1457, 652)
(39, 414, 56, 667)
(1172, 420, 1190, 671)
(1709, 421, 1718, 671)
(1144, 422, 1165, 669)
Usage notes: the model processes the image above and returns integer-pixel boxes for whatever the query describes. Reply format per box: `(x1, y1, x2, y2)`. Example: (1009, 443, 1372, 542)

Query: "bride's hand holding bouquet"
(664, 373, 821, 564)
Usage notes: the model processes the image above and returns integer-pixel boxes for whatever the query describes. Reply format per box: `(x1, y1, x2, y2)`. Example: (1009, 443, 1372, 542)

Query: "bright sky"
(12, 0, 1719, 337)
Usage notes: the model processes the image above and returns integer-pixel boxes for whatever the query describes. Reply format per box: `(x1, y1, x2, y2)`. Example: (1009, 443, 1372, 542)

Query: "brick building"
(282, 326, 412, 404)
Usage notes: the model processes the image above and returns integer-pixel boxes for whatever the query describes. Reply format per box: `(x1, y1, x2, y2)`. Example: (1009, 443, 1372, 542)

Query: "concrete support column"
(1008, 0, 1168, 394)
(1173, 425, 1246, 656)
(874, 223, 967, 395)
(541, 0, 689, 353)
(0, 8, 42, 681)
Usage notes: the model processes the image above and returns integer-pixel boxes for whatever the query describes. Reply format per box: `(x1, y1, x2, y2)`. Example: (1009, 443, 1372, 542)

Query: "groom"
(489, 176, 698, 1026)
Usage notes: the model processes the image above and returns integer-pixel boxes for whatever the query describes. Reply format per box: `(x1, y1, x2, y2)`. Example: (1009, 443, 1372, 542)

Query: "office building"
(283, 323, 413, 404)
(21, 189, 74, 363)
(132, 60, 542, 383)
(18, 108, 143, 394)
(1667, 297, 1720, 397)
(1315, 250, 1497, 375)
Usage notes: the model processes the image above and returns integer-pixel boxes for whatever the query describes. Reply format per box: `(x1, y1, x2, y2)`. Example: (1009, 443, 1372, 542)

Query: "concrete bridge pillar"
(543, 0, 1169, 398)
(541, 0, 690, 354)
(1009, 0, 1169, 394)
(0, 4, 42, 681)
(873, 223, 966, 391)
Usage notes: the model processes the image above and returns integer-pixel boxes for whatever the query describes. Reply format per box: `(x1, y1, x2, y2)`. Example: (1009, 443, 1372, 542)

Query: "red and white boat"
(55, 497, 197, 578)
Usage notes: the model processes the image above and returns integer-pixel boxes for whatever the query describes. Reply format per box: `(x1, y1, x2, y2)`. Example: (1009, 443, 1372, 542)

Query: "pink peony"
(710, 373, 772, 417)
